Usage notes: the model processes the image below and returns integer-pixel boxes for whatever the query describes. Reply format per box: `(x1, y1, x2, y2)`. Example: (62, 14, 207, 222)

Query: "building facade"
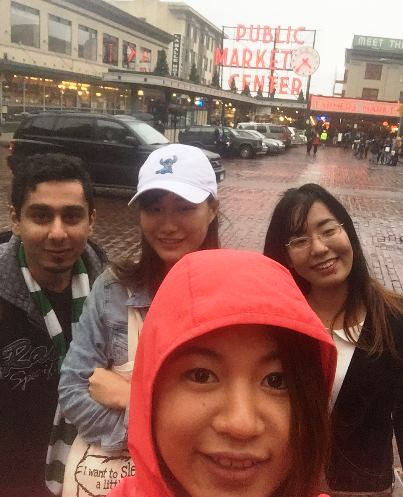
(105, 0, 223, 85)
(0, 0, 172, 122)
(342, 35, 403, 102)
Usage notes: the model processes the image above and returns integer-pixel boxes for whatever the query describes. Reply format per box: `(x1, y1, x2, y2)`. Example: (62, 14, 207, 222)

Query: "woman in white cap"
(58, 144, 219, 492)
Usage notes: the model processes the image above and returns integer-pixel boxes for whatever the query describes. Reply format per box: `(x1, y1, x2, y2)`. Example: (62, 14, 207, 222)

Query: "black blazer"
(326, 312, 403, 492)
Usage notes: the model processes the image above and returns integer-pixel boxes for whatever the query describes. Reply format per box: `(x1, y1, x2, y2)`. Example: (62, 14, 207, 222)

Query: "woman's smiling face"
(139, 192, 218, 269)
(153, 325, 291, 497)
(286, 201, 353, 292)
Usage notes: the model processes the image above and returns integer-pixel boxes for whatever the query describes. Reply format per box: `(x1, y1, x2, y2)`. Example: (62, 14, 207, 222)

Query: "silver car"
(242, 130, 285, 154)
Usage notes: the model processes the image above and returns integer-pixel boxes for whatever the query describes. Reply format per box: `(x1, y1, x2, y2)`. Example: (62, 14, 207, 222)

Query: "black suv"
(8, 112, 225, 188)
(178, 125, 263, 159)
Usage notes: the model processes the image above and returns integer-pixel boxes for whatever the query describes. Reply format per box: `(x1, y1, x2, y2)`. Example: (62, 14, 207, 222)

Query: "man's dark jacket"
(0, 233, 106, 497)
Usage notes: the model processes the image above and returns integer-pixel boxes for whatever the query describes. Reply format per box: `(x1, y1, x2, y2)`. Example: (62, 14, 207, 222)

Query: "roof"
(166, 1, 223, 36)
(65, 0, 173, 44)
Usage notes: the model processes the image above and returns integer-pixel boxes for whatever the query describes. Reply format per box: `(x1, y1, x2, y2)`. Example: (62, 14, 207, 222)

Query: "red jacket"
(108, 249, 336, 497)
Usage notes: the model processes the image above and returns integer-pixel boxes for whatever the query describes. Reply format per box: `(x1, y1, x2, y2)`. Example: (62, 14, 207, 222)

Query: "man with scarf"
(0, 153, 106, 497)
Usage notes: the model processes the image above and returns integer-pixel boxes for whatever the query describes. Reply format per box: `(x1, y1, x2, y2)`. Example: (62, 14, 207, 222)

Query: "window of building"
(11, 2, 39, 48)
(364, 63, 382, 80)
(204, 56, 208, 71)
(103, 33, 119, 65)
(138, 47, 151, 72)
(343, 69, 348, 82)
(193, 27, 198, 43)
(48, 14, 71, 55)
(399, 91, 403, 103)
(123, 41, 136, 69)
(362, 88, 379, 100)
(78, 25, 97, 61)
(209, 59, 212, 72)
(54, 116, 95, 140)
(206, 36, 210, 50)
(186, 23, 191, 37)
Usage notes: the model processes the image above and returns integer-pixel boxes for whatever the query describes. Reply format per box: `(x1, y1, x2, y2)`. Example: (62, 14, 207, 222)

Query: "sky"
(175, 0, 403, 97)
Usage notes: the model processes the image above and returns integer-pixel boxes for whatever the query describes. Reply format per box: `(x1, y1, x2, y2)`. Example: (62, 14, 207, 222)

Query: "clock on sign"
(291, 47, 320, 76)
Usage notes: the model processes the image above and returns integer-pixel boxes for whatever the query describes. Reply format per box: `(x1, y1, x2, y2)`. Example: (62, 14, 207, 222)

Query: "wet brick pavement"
(1, 144, 403, 291)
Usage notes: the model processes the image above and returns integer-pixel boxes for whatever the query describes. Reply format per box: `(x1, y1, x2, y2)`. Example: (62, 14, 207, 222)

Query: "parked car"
(241, 129, 285, 155)
(288, 126, 306, 145)
(236, 122, 292, 148)
(7, 112, 225, 188)
(178, 124, 263, 159)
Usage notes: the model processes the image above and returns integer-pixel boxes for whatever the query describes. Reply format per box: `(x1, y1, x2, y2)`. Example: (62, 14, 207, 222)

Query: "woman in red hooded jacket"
(108, 249, 336, 497)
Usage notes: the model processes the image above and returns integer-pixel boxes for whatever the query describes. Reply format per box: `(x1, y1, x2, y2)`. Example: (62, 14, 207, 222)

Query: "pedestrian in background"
(0, 154, 106, 497)
(306, 127, 315, 154)
(369, 138, 380, 164)
(107, 249, 337, 497)
(391, 135, 402, 167)
(263, 183, 403, 497)
(59, 144, 220, 495)
(320, 129, 328, 148)
(313, 131, 321, 156)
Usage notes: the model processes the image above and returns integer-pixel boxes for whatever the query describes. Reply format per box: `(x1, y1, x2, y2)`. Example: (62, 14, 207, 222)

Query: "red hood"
(108, 249, 336, 497)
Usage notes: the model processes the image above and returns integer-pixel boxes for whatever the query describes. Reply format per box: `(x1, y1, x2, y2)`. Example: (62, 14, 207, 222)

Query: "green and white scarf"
(17, 243, 90, 496)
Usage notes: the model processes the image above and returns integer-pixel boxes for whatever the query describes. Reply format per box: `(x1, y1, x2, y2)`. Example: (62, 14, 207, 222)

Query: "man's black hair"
(11, 153, 95, 217)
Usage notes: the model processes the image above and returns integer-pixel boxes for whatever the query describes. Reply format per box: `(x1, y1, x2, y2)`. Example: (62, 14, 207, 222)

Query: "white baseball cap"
(128, 144, 218, 205)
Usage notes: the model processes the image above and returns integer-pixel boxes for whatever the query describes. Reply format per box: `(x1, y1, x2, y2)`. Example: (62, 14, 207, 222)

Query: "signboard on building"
(310, 95, 401, 117)
(172, 34, 181, 77)
(353, 35, 403, 53)
(215, 25, 317, 99)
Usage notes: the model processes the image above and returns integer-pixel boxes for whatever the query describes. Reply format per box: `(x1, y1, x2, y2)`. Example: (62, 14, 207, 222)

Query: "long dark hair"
(274, 329, 330, 497)
(111, 190, 219, 297)
(264, 183, 402, 356)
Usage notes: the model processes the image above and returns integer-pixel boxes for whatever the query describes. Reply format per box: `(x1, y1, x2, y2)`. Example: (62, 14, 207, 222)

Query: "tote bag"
(62, 305, 142, 497)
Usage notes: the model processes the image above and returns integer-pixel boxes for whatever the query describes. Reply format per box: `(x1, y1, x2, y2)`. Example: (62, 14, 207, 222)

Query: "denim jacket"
(58, 268, 151, 452)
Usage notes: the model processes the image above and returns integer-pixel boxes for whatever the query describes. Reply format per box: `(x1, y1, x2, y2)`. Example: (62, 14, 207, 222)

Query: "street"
(2, 144, 403, 291)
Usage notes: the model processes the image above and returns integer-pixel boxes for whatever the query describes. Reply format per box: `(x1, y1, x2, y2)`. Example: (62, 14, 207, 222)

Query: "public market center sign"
(215, 25, 318, 98)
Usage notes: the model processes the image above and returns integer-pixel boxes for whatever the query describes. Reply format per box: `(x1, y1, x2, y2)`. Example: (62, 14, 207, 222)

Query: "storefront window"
(122, 41, 136, 69)
(11, 2, 40, 48)
(103, 34, 119, 66)
(138, 47, 152, 72)
(48, 14, 71, 55)
(3, 74, 130, 117)
(78, 25, 97, 61)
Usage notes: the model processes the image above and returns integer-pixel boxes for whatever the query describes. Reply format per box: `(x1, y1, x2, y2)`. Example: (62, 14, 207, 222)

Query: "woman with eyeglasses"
(263, 183, 403, 497)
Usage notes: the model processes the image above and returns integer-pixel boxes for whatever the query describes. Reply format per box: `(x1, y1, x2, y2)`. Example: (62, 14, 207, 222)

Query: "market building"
(342, 34, 403, 102)
(312, 35, 403, 136)
(104, 0, 223, 84)
(0, 0, 172, 124)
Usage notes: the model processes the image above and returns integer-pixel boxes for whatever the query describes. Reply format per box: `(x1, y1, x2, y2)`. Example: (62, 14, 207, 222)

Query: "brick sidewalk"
(2, 145, 403, 291)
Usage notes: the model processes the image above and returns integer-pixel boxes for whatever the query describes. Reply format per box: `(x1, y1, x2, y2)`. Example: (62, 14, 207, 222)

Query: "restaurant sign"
(353, 35, 403, 53)
(310, 95, 401, 117)
(215, 25, 317, 98)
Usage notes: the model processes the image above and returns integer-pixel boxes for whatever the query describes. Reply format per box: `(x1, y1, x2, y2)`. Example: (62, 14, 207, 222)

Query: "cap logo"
(156, 155, 177, 175)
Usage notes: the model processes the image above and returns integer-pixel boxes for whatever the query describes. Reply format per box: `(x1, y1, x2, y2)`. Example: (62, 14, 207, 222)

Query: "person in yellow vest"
(320, 129, 328, 148)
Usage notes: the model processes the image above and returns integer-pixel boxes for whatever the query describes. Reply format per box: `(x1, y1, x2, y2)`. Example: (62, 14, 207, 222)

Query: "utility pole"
(305, 29, 317, 127)
(0, 79, 3, 128)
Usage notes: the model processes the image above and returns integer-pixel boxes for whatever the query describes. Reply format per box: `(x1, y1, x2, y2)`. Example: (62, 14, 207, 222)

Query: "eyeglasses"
(285, 223, 344, 251)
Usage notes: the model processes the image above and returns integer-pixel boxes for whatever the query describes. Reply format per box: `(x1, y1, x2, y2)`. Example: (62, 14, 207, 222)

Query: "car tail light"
(9, 140, 16, 153)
